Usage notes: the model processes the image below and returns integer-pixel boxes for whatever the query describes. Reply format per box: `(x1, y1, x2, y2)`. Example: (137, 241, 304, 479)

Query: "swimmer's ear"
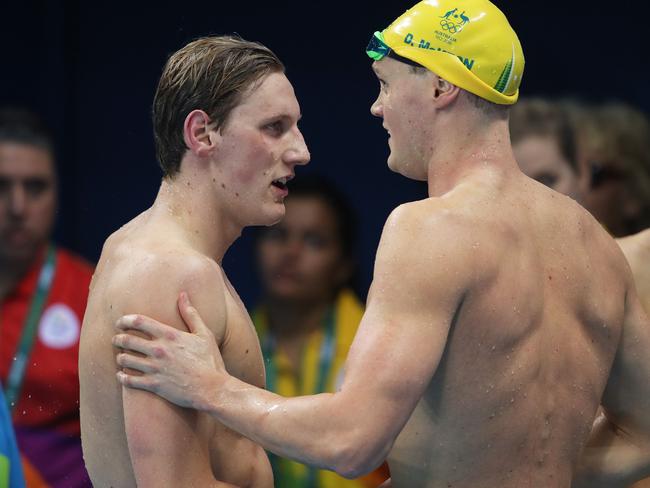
(432, 76, 460, 109)
(183, 110, 217, 157)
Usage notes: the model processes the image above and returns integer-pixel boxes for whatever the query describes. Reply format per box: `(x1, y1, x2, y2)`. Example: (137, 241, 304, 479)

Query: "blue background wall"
(1, 0, 646, 306)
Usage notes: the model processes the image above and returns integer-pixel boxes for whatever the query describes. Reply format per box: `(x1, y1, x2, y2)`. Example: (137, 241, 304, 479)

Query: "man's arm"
(116, 255, 235, 487)
(617, 229, 650, 314)
(114, 202, 474, 477)
(573, 283, 650, 488)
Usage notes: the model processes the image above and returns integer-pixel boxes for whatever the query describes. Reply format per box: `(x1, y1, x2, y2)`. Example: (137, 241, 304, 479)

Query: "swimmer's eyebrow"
(262, 112, 302, 124)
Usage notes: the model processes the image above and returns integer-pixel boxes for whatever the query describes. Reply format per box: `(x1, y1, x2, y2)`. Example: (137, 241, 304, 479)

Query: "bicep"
(123, 388, 217, 486)
(340, 210, 466, 438)
(340, 293, 455, 435)
(116, 259, 228, 484)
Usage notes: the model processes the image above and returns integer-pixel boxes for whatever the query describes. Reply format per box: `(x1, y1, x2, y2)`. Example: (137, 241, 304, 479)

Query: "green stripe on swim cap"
(494, 58, 513, 94)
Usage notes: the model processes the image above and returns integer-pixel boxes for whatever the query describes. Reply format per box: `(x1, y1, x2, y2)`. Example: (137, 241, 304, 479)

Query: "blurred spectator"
(573, 101, 650, 237)
(510, 97, 583, 200)
(251, 174, 388, 487)
(1, 384, 25, 488)
(0, 108, 92, 487)
(512, 97, 650, 237)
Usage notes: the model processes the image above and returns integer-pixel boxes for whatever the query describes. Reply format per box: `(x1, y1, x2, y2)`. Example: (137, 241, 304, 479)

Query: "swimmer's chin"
(255, 203, 286, 227)
(387, 157, 428, 182)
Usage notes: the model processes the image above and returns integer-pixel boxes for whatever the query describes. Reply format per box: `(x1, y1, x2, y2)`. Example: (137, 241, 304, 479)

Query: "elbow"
(327, 428, 391, 479)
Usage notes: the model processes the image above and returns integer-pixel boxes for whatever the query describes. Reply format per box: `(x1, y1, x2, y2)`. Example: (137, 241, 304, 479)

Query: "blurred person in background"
(0, 108, 92, 487)
(251, 174, 389, 487)
(509, 97, 583, 201)
(574, 101, 650, 238)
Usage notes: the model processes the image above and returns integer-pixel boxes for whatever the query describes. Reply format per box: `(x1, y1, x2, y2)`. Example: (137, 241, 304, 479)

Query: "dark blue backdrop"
(2, 0, 646, 306)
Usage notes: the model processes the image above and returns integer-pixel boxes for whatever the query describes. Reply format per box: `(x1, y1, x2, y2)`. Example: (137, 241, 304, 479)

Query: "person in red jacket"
(0, 108, 92, 487)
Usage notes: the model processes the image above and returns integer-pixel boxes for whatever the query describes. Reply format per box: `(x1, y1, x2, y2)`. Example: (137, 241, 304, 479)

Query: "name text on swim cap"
(403, 33, 475, 71)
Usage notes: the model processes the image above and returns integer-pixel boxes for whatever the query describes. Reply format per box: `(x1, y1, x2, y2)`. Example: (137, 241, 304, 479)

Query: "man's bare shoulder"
(376, 199, 484, 290)
(385, 196, 511, 254)
(93, 221, 228, 336)
(384, 197, 477, 236)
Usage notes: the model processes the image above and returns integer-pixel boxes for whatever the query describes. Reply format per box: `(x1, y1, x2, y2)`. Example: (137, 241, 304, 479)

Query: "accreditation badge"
(38, 303, 81, 349)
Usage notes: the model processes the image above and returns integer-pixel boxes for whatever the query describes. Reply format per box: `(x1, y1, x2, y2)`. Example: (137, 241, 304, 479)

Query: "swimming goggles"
(366, 31, 422, 67)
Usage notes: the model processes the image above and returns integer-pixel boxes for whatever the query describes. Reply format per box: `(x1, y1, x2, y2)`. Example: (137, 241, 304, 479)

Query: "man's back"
(388, 170, 629, 487)
(79, 210, 272, 487)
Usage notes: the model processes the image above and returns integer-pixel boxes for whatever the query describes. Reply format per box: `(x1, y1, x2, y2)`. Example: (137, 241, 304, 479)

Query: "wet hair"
(408, 65, 508, 119)
(509, 97, 578, 171)
(153, 35, 285, 178)
(463, 90, 509, 120)
(0, 107, 54, 156)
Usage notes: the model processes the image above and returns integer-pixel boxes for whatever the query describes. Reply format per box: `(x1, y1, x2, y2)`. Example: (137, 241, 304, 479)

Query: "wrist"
(198, 370, 234, 417)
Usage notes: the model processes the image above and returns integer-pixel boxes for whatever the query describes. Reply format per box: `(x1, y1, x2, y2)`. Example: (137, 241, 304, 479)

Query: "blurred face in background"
(579, 153, 637, 237)
(256, 195, 351, 305)
(572, 102, 650, 237)
(0, 142, 57, 263)
(513, 135, 582, 200)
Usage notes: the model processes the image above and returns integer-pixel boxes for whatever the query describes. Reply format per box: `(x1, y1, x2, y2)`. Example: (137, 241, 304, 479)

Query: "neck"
(150, 172, 242, 263)
(264, 297, 332, 339)
(426, 112, 517, 197)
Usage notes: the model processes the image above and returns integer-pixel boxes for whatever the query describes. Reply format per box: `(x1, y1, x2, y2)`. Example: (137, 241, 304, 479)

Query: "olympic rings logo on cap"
(440, 20, 460, 34)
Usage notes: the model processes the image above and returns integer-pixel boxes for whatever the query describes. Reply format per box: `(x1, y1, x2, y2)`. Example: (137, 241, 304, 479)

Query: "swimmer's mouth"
(272, 176, 292, 191)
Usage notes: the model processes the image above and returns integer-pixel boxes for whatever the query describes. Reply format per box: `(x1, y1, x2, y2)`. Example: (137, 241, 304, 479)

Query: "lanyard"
(3, 244, 56, 412)
(259, 307, 336, 488)
(261, 307, 335, 396)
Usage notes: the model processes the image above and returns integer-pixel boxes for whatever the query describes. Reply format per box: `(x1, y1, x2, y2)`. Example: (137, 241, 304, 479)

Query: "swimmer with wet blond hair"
(79, 35, 309, 487)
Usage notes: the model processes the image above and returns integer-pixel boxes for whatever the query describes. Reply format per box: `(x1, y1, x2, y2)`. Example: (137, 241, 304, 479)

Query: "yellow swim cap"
(368, 0, 524, 105)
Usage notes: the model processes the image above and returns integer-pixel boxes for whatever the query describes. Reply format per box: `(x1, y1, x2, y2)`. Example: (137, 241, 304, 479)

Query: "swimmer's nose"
(284, 128, 310, 167)
(370, 96, 383, 118)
